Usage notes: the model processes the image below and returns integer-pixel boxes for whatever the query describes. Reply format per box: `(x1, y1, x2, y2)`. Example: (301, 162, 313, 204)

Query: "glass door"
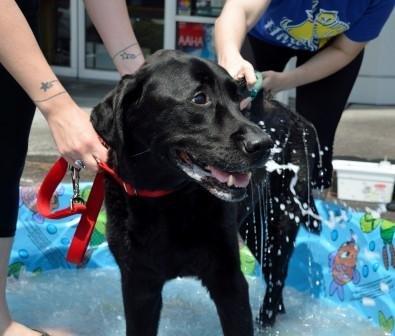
(78, 0, 165, 80)
(38, 0, 78, 77)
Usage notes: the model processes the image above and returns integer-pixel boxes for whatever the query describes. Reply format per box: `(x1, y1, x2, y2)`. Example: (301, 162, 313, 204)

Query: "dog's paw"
(256, 309, 277, 328)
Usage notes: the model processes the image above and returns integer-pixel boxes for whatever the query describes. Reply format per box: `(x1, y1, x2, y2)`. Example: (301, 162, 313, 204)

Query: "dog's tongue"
(207, 166, 251, 188)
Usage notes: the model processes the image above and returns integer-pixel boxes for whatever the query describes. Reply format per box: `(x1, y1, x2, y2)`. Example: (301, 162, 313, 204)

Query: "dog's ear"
(91, 74, 142, 149)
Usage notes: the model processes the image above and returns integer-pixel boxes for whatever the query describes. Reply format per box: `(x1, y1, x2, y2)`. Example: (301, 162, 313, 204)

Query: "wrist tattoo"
(120, 51, 142, 60)
(34, 91, 66, 103)
(112, 42, 138, 60)
(40, 80, 58, 92)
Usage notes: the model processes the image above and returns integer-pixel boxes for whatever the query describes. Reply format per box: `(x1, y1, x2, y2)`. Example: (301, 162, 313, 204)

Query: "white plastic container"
(332, 159, 395, 203)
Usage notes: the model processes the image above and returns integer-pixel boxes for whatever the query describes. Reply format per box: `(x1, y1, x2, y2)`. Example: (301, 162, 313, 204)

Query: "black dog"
(239, 90, 322, 327)
(91, 50, 320, 335)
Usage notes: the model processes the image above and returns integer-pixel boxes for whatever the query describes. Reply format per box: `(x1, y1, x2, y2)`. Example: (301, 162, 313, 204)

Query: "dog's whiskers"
(129, 148, 151, 159)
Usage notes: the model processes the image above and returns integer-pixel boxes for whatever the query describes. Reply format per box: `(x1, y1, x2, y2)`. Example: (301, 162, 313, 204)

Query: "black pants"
(0, 0, 39, 237)
(241, 34, 364, 189)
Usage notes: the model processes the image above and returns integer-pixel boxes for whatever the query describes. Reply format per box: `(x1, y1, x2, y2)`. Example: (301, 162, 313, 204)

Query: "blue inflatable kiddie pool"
(7, 184, 395, 335)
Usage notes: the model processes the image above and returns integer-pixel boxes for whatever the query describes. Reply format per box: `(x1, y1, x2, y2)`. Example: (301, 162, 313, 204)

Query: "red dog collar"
(36, 157, 173, 264)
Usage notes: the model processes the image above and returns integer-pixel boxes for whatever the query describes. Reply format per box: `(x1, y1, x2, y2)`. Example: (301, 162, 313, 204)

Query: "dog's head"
(92, 50, 273, 201)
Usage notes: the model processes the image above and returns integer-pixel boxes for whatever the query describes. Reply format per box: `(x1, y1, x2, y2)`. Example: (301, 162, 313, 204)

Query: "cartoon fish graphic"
(328, 236, 360, 301)
(20, 185, 63, 223)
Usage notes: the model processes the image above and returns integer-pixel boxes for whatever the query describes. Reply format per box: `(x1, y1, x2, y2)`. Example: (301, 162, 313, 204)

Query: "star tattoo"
(40, 80, 58, 92)
(120, 51, 138, 60)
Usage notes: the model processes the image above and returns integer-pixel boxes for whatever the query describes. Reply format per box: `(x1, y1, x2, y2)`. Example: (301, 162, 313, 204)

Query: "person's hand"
(40, 98, 108, 172)
(261, 70, 293, 94)
(218, 52, 256, 87)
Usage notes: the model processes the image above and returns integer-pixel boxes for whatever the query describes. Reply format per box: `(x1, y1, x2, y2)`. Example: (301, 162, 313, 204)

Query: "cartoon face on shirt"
(316, 9, 339, 26)
(280, 8, 350, 49)
(253, 0, 393, 51)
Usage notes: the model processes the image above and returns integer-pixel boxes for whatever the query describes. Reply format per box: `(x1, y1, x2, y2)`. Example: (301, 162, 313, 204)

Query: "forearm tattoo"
(112, 42, 140, 60)
(39, 79, 58, 92)
(33, 91, 66, 103)
(34, 79, 65, 103)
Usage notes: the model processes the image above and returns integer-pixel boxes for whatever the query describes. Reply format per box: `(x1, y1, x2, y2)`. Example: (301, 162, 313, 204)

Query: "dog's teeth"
(227, 175, 235, 187)
(247, 172, 252, 179)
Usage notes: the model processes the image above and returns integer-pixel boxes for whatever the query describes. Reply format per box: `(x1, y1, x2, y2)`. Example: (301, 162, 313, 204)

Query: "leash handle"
(36, 158, 86, 218)
(36, 156, 173, 265)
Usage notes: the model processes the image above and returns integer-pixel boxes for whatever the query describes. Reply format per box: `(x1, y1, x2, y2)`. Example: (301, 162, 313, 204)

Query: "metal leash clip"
(69, 165, 85, 209)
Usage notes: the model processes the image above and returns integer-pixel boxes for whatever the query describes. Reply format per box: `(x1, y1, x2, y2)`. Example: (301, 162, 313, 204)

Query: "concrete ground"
(24, 78, 395, 218)
(28, 77, 395, 161)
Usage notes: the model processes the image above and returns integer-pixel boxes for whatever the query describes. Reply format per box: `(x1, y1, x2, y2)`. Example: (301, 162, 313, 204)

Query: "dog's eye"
(192, 92, 209, 105)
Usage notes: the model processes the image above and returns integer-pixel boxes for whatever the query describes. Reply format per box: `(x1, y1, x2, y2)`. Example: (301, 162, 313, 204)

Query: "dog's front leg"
(201, 268, 253, 336)
(120, 271, 164, 336)
(258, 206, 299, 328)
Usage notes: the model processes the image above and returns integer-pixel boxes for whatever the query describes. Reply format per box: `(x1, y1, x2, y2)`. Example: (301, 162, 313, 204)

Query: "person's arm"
(262, 34, 366, 93)
(214, 0, 271, 85)
(84, 0, 145, 76)
(0, 0, 107, 171)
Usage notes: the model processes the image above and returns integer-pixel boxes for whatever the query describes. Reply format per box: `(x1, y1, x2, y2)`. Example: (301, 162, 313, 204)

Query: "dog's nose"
(233, 126, 273, 156)
(243, 136, 268, 154)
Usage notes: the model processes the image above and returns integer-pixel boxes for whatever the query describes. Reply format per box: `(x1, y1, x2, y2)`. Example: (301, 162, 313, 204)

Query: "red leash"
(36, 157, 173, 264)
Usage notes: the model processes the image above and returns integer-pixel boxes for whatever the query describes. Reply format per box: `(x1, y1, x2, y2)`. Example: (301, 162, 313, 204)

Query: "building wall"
(349, 12, 395, 105)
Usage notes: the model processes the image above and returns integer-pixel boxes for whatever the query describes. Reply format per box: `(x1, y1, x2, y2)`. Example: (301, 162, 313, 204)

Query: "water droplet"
(46, 224, 57, 235)
(18, 249, 29, 259)
(331, 230, 339, 241)
(362, 265, 369, 278)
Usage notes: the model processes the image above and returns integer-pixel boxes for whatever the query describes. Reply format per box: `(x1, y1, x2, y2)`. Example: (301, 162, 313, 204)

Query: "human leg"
(295, 50, 364, 189)
(0, 61, 43, 335)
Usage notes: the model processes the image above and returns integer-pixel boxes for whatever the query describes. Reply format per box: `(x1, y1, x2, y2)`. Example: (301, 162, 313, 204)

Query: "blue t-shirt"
(249, 0, 395, 51)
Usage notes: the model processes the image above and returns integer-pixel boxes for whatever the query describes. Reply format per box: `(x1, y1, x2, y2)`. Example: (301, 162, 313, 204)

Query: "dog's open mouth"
(175, 150, 251, 201)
